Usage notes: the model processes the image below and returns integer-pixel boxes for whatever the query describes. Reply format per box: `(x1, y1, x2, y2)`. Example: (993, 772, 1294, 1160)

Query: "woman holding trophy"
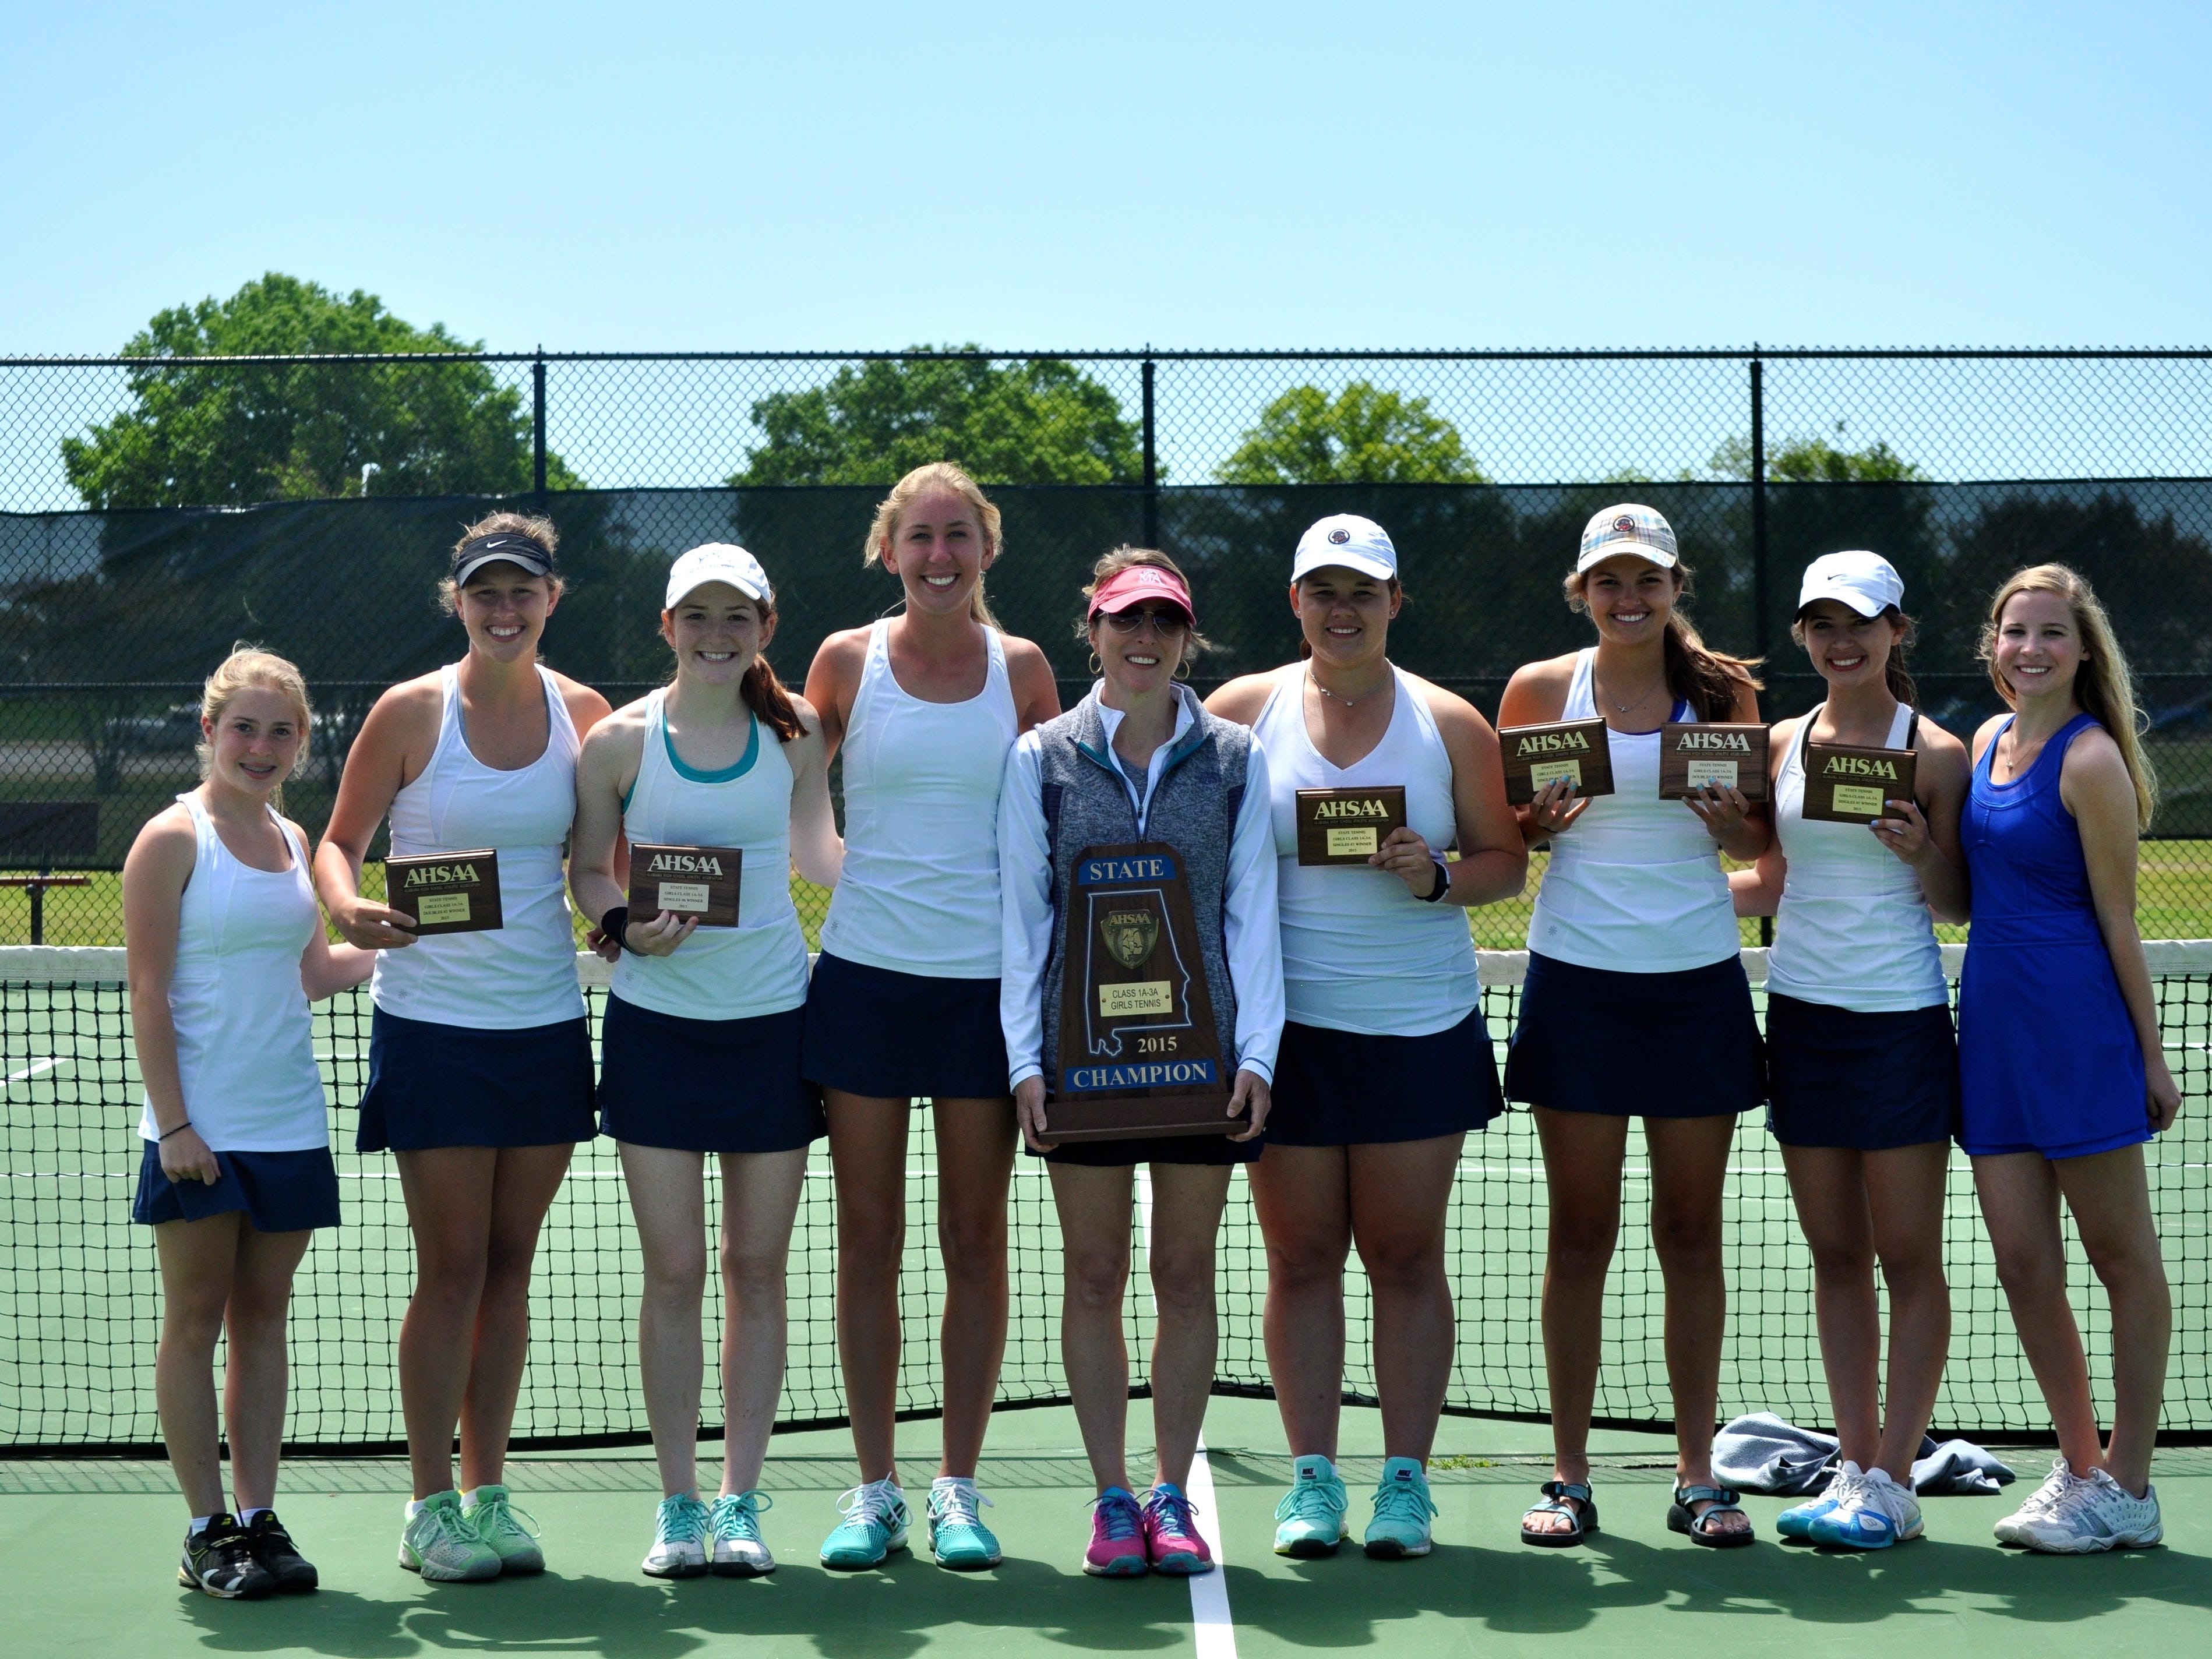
(999, 548, 1283, 1577)
(1498, 504, 1769, 1549)
(1207, 514, 1525, 1561)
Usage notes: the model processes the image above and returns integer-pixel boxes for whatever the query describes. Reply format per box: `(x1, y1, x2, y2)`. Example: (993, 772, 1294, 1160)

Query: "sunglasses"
(1100, 605, 1191, 635)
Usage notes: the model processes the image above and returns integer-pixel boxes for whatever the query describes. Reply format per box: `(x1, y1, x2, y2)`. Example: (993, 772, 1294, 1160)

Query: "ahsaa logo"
(1673, 730, 1753, 753)
(1821, 754, 1900, 778)
(404, 863, 480, 885)
(1515, 729, 1590, 756)
(1311, 796, 1392, 820)
(648, 852, 725, 876)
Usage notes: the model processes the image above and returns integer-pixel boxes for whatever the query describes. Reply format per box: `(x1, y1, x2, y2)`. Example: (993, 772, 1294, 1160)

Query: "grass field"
(7, 847, 2212, 949)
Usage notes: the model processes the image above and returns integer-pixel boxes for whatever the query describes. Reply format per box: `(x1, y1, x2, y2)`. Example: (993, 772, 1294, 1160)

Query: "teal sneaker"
(642, 1492, 711, 1579)
(820, 1478, 911, 1570)
(462, 1485, 544, 1574)
(1778, 1463, 1862, 1540)
(1364, 1458, 1438, 1558)
(1272, 1455, 1350, 1557)
(708, 1489, 777, 1576)
(927, 1478, 1003, 1570)
(398, 1491, 500, 1583)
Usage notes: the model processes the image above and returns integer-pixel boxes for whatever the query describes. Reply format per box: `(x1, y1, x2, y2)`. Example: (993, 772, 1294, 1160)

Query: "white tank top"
(1255, 667, 1479, 1036)
(139, 795, 328, 1152)
(819, 619, 1019, 978)
(372, 663, 585, 1029)
(1768, 701, 1946, 1012)
(612, 689, 812, 1021)
(1525, 648, 1741, 972)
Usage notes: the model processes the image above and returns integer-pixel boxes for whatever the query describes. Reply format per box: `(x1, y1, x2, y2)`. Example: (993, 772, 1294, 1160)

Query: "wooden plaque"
(385, 849, 503, 936)
(1801, 742, 1918, 823)
(1294, 786, 1408, 866)
(1499, 718, 1614, 805)
(1658, 723, 1772, 802)
(1041, 841, 1239, 1145)
(628, 842, 743, 927)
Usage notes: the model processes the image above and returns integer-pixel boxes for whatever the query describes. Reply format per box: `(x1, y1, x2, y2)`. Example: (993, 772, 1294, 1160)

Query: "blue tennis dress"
(1957, 713, 2149, 1159)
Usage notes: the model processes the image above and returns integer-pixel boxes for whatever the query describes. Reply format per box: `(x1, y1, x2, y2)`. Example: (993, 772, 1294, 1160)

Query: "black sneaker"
(246, 1509, 320, 1593)
(179, 1515, 276, 1600)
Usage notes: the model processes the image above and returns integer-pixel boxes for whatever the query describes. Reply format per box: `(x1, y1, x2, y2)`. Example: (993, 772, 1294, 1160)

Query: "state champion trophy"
(1039, 842, 1237, 1146)
(385, 848, 504, 936)
(627, 842, 743, 927)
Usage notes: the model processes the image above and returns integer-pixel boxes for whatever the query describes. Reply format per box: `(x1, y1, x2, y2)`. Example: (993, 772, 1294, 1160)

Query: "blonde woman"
(1961, 564, 2178, 1553)
(124, 649, 373, 1597)
(800, 463, 1061, 1570)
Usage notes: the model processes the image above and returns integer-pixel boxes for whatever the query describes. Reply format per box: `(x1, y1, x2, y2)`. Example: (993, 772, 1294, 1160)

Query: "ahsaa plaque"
(1658, 723, 1771, 802)
(1500, 718, 1614, 805)
(385, 849, 503, 936)
(1042, 842, 1237, 1146)
(1801, 741, 1918, 824)
(1294, 786, 1409, 866)
(627, 842, 742, 927)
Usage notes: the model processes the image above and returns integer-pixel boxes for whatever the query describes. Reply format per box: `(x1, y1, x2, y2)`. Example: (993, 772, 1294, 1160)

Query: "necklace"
(1308, 664, 1389, 710)
(1596, 668, 1666, 715)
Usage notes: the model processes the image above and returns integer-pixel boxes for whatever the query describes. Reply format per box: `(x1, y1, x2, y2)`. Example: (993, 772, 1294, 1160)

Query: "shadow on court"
(1218, 1534, 2212, 1644)
(173, 1552, 1199, 1658)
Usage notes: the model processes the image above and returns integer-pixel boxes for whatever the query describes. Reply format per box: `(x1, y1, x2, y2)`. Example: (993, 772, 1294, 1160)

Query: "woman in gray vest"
(999, 548, 1284, 1579)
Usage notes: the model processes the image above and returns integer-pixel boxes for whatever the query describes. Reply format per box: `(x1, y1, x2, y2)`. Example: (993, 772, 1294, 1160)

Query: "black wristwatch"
(600, 905, 639, 954)
(1418, 860, 1452, 902)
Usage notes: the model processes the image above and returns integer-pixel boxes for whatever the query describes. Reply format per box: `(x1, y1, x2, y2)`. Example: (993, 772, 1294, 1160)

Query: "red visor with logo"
(1086, 564, 1195, 624)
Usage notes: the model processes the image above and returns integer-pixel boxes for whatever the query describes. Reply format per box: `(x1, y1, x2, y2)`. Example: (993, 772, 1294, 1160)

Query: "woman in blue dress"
(1960, 563, 2179, 1554)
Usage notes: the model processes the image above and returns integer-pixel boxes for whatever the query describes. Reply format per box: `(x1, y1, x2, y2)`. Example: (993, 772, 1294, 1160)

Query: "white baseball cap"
(1292, 514, 1398, 583)
(665, 543, 772, 610)
(1797, 550, 1903, 618)
(1577, 503, 1679, 573)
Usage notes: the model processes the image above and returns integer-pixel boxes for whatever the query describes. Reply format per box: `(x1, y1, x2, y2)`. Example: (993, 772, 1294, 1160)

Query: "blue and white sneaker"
(642, 1492, 711, 1579)
(709, 1489, 776, 1576)
(1273, 1455, 1350, 1557)
(820, 1478, 911, 1570)
(1810, 1466, 1922, 1550)
(1777, 1463, 1861, 1540)
(927, 1478, 1002, 1570)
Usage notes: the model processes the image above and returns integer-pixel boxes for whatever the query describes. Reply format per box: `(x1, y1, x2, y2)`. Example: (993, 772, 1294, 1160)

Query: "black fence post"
(1141, 352, 1158, 549)
(1750, 349, 1773, 948)
(532, 348, 548, 498)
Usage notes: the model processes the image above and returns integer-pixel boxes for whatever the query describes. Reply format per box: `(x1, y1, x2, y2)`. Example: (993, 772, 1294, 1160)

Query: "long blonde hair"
(1980, 563, 2157, 831)
(863, 461, 1003, 627)
(197, 645, 313, 812)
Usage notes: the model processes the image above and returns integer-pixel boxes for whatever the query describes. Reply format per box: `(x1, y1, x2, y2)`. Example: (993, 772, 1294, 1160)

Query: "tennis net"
(2, 944, 2207, 1453)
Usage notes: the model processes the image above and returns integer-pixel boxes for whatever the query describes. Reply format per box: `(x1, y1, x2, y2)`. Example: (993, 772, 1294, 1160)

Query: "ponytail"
(1881, 607, 1920, 708)
(742, 654, 806, 744)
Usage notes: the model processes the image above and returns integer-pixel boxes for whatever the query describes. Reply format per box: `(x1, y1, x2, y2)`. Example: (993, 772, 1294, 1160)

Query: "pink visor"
(1087, 564, 1195, 623)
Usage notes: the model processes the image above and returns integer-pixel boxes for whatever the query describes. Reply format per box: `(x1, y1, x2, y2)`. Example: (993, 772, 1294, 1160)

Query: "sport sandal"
(1520, 1481, 1599, 1547)
(1668, 1484, 1754, 1548)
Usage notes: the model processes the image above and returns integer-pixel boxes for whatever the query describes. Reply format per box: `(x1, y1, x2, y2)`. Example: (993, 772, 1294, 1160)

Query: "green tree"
(1706, 422, 1925, 482)
(732, 350, 1142, 485)
(1217, 382, 1484, 485)
(61, 273, 580, 507)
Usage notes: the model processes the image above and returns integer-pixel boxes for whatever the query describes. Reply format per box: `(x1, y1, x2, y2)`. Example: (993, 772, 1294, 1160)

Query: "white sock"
(407, 1489, 456, 1519)
(188, 1515, 216, 1536)
(932, 1476, 976, 1493)
(237, 1506, 270, 1526)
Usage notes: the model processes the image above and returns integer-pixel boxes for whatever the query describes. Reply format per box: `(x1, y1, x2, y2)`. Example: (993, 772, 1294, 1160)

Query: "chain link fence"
(2, 350, 2210, 946)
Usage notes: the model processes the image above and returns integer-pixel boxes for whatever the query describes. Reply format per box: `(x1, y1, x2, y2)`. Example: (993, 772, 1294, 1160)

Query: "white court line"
(3, 1057, 65, 1086)
(1135, 1168, 1239, 1659)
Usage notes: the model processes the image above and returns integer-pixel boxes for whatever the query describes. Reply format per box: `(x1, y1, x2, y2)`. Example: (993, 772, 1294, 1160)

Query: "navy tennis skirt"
(1267, 1009, 1502, 1148)
(1765, 993, 1960, 1150)
(356, 1008, 597, 1152)
(1504, 951, 1765, 1118)
(802, 951, 1010, 1102)
(598, 994, 823, 1154)
(130, 1141, 340, 1232)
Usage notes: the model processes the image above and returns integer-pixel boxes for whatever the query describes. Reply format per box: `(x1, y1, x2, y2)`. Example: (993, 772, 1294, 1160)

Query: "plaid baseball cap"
(1577, 503, 1680, 573)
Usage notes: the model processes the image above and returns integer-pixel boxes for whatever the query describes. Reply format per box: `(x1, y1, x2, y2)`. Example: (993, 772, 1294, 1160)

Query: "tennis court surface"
(4, 945, 2210, 1653)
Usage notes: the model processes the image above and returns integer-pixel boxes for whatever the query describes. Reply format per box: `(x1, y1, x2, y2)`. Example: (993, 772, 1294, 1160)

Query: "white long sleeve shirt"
(998, 691, 1283, 1092)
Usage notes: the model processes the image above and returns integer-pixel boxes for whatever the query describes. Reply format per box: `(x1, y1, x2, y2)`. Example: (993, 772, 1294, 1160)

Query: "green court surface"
(6, 1396, 2210, 1659)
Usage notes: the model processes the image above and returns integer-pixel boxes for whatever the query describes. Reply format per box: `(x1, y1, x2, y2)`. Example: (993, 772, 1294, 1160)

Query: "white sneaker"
(1998, 1462, 2162, 1553)
(643, 1494, 711, 1579)
(709, 1490, 777, 1577)
(1810, 1466, 1922, 1549)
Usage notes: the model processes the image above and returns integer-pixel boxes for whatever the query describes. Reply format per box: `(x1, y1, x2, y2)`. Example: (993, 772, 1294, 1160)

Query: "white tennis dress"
(138, 795, 327, 1152)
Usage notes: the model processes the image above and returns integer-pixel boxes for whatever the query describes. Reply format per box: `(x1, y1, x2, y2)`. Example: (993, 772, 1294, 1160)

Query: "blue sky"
(4, 1, 2209, 354)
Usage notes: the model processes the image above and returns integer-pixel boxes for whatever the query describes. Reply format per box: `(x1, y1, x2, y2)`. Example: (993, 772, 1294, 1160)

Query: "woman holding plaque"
(1959, 564, 2176, 1554)
(1000, 548, 1284, 1577)
(1498, 503, 1769, 1549)
(570, 543, 844, 1579)
(125, 648, 375, 1598)
(1206, 514, 1524, 1561)
(799, 463, 1062, 1572)
(315, 513, 611, 1583)
(1729, 551, 1970, 1550)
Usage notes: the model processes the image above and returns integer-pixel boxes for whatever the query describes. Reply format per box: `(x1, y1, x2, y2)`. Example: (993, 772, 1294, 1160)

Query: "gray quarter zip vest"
(1031, 685, 1251, 1090)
